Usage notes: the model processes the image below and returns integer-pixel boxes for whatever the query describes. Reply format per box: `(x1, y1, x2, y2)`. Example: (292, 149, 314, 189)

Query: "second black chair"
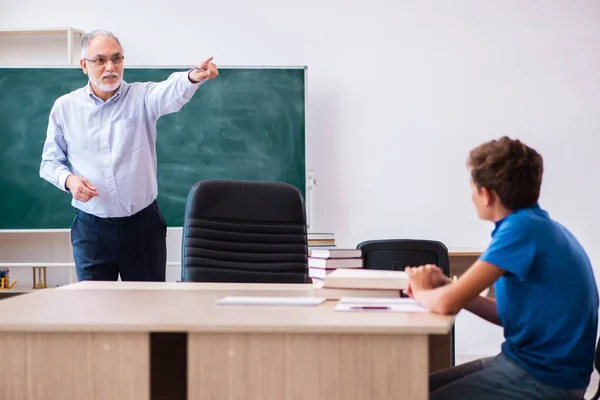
(356, 239, 450, 276)
(181, 179, 308, 283)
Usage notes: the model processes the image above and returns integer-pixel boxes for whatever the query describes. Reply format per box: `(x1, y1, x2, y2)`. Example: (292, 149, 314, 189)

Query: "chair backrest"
(181, 179, 308, 283)
(356, 239, 450, 277)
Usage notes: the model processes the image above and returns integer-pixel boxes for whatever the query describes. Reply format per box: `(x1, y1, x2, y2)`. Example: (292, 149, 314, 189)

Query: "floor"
(456, 355, 598, 398)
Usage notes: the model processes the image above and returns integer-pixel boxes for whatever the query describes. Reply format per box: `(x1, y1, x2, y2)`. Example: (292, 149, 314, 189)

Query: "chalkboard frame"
(0, 65, 307, 230)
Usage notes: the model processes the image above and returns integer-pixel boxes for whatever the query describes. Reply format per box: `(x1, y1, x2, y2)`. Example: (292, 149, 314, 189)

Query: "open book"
(322, 269, 408, 290)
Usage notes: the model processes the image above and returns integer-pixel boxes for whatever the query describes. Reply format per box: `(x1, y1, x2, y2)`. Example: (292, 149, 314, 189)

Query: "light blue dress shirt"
(40, 71, 203, 218)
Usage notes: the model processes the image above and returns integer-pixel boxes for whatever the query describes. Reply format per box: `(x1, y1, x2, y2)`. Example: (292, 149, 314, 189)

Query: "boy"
(406, 136, 598, 399)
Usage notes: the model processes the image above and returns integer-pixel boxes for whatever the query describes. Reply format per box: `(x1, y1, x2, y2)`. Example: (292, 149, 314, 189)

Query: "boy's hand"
(405, 264, 449, 295)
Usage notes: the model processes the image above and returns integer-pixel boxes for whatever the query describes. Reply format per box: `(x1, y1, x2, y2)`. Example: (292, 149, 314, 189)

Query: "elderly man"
(40, 29, 218, 282)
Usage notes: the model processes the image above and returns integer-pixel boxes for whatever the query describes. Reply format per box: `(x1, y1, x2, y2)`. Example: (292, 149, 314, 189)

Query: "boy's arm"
(406, 265, 502, 325)
(464, 295, 502, 326)
(409, 260, 505, 317)
(410, 216, 535, 320)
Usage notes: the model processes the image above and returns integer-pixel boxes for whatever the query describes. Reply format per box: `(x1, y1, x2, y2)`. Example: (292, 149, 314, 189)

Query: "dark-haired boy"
(406, 136, 598, 399)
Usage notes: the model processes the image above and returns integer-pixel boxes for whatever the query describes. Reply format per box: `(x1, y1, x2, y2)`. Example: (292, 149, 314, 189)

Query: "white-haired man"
(40, 30, 218, 282)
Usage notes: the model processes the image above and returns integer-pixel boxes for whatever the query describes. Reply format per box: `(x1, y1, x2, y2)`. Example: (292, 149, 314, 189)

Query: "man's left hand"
(189, 57, 219, 83)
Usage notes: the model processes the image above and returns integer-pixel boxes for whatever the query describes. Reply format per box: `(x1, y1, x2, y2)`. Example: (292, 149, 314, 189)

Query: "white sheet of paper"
(216, 296, 326, 306)
(338, 297, 418, 304)
(334, 303, 429, 313)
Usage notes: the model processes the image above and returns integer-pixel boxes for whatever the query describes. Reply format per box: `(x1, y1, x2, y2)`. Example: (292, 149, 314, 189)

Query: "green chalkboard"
(0, 67, 306, 229)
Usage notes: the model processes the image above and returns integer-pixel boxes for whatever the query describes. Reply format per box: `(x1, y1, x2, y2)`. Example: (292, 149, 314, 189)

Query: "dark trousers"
(71, 201, 167, 281)
(430, 352, 586, 400)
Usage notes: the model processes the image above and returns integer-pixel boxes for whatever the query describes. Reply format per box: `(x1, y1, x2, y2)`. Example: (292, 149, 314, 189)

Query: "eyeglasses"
(83, 55, 125, 66)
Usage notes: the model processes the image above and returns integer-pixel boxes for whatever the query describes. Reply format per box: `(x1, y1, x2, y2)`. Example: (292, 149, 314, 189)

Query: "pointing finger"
(199, 57, 214, 69)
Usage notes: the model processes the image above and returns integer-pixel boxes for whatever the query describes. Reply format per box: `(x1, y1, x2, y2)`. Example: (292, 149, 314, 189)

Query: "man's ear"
(80, 59, 88, 75)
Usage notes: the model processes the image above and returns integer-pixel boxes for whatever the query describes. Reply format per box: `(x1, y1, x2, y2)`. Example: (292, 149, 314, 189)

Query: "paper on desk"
(334, 302, 429, 313)
(339, 297, 419, 304)
(216, 296, 326, 306)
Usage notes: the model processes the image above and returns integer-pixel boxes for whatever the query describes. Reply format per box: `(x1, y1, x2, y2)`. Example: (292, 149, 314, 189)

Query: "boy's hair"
(467, 136, 544, 210)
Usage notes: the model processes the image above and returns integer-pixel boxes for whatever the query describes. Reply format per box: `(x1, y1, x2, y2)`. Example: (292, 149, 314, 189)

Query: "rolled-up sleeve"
(39, 100, 72, 192)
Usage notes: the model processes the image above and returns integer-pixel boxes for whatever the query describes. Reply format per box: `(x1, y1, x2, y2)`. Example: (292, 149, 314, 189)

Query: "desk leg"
(0, 332, 149, 400)
(429, 333, 452, 373)
(189, 332, 429, 400)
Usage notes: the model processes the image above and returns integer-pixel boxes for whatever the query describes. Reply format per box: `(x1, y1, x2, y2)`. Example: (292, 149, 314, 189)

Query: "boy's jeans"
(430, 352, 587, 400)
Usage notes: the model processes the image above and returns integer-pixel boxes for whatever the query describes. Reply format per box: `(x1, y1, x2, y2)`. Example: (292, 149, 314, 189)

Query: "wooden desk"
(0, 284, 454, 400)
(449, 251, 482, 257)
(448, 250, 494, 297)
(58, 281, 318, 291)
(59, 281, 455, 373)
(56, 280, 406, 300)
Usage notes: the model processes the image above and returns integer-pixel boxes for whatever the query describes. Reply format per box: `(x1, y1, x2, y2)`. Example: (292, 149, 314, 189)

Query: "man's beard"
(91, 71, 123, 92)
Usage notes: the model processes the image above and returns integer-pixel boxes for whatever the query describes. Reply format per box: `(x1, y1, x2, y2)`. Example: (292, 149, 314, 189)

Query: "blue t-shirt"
(480, 203, 599, 390)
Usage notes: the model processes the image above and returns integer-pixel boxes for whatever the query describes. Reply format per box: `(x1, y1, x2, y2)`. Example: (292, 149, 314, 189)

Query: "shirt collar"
(491, 202, 542, 235)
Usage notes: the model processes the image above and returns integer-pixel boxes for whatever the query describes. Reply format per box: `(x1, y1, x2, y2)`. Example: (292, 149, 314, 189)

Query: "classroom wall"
(2, 0, 599, 356)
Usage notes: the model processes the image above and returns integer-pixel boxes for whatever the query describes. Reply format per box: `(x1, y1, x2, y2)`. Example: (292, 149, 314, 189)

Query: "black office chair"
(357, 239, 450, 276)
(356, 239, 454, 366)
(181, 179, 308, 283)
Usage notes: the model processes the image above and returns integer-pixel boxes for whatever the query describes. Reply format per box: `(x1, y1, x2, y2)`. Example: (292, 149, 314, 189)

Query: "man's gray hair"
(80, 30, 124, 59)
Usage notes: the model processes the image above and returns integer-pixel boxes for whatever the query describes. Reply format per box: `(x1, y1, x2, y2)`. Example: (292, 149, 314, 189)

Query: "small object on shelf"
(32, 266, 47, 289)
(0, 267, 18, 289)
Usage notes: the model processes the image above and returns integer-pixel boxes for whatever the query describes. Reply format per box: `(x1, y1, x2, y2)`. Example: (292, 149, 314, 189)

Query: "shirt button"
(104, 160, 109, 166)
(102, 141, 108, 146)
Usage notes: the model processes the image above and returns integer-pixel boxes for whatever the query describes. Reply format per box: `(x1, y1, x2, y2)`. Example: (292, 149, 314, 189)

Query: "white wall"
(2, 0, 599, 356)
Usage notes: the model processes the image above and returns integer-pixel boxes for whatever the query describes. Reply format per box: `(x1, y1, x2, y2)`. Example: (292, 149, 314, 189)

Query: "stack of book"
(307, 248, 362, 282)
(306, 233, 409, 298)
(321, 268, 409, 291)
(307, 232, 336, 251)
